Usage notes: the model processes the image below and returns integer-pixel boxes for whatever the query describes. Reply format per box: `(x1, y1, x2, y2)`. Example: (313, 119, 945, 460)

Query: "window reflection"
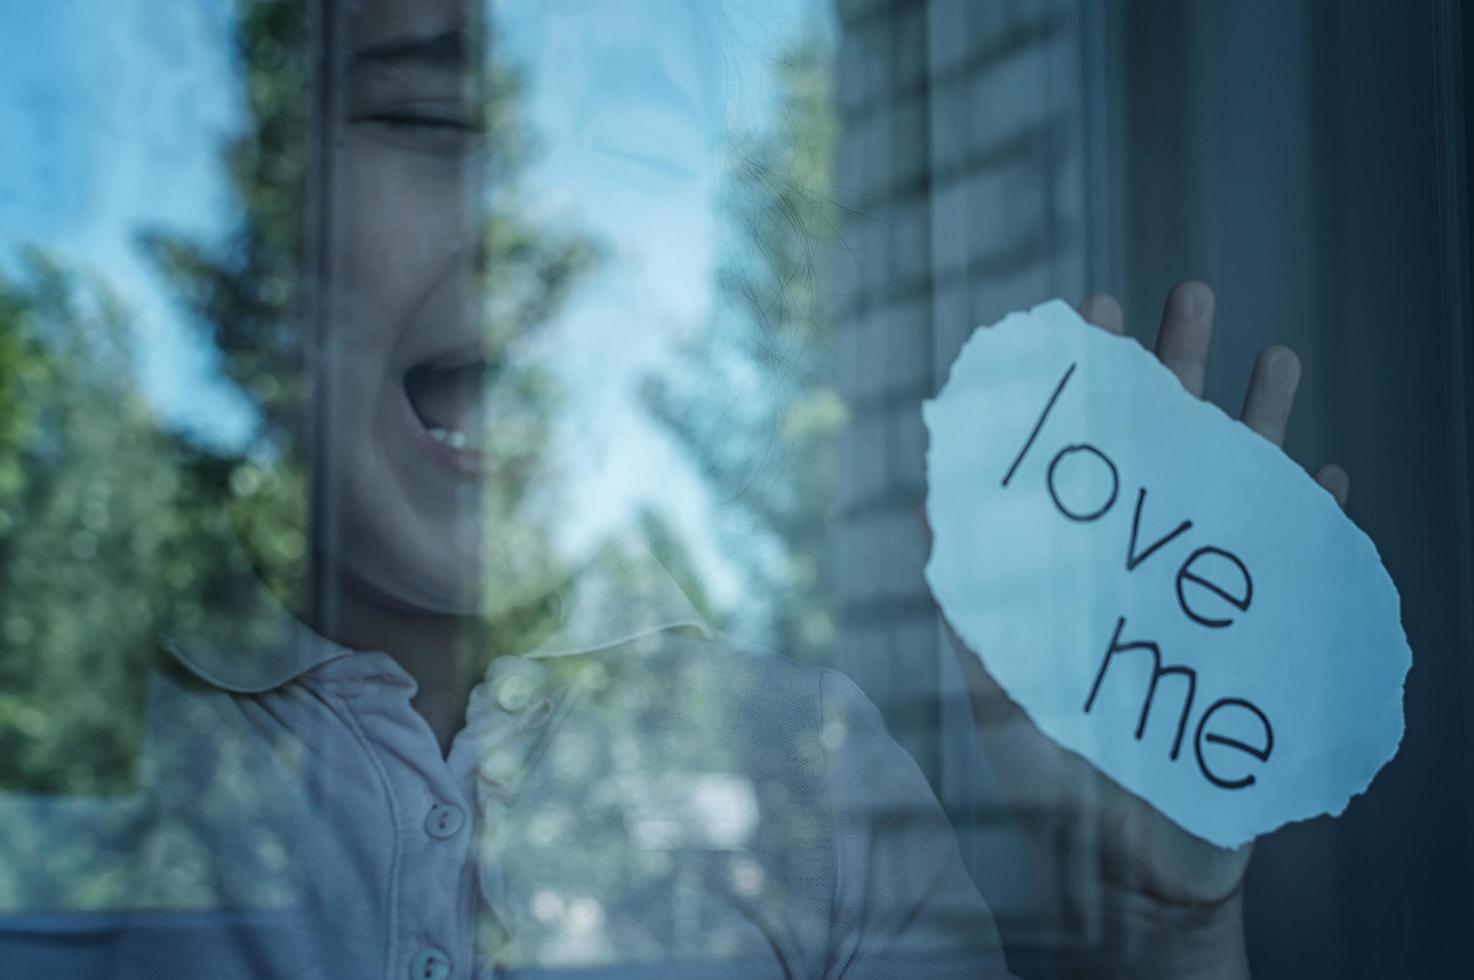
(0, 0, 1470, 977)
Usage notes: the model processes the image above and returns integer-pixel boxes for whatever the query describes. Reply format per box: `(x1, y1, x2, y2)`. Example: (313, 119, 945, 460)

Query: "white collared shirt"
(0, 541, 1012, 978)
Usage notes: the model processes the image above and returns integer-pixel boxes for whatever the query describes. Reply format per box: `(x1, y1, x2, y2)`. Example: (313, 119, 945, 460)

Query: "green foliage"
(0, 248, 329, 793)
(0, 254, 182, 792)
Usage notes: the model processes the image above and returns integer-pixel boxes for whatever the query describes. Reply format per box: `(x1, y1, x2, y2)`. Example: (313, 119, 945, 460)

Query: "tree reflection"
(0, 0, 604, 792)
(0, 254, 185, 793)
(643, 40, 845, 664)
(0, 7, 851, 965)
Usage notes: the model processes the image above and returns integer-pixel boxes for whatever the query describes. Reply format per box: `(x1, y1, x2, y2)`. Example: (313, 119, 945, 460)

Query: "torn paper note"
(923, 299, 1411, 848)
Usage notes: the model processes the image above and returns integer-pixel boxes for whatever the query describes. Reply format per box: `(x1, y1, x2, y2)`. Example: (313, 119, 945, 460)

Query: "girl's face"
(320, 0, 719, 617)
(321, 0, 489, 616)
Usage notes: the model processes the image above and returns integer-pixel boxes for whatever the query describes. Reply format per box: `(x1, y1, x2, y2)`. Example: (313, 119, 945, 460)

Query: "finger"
(1154, 280, 1215, 397)
(1240, 344, 1302, 447)
(1078, 293, 1125, 335)
(1315, 463, 1350, 509)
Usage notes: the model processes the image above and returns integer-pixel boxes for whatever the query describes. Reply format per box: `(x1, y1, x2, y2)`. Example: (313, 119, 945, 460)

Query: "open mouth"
(402, 352, 498, 461)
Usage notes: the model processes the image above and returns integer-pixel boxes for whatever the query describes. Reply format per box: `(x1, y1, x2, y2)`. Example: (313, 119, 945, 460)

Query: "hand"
(931, 281, 1350, 976)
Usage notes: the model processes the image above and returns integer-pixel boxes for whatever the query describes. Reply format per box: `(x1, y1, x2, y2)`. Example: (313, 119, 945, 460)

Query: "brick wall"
(829, 0, 1106, 945)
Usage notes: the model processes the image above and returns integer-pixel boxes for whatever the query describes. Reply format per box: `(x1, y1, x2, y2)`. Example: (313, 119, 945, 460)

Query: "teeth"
(427, 426, 470, 450)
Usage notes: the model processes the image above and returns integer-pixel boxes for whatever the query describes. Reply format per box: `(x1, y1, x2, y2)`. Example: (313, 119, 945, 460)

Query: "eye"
(351, 102, 485, 157)
(367, 111, 474, 132)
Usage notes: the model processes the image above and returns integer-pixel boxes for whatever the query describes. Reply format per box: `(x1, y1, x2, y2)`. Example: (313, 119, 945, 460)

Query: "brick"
(857, 305, 891, 397)
(889, 398, 929, 494)
(833, 314, 869, 403)
(825, 241, 867, 322)
(968, 261, 1054, 327)
(838, 208, 886, 307)
(928, 77, 969, 175)
(838, 408, 889, 510)
(850, 514, 895, 603)
(894, 4, 928, 91)
(861, 22, 894, 110)
(859, 108, 895, 197)
(892, 95, 927, 189)
(882, 296, 931, 395)
(962, 159, 1049, 267)
(839, 208, 884, 312)
(930, 279, 970, 384)
(857, 202, 893, 295)
(829, 516, 858, 605)
(883, 502, 930, 593)
(890, 195, 930, 290)
(838, 31, 866, 113)
(967, 38, 1068, 156)
(847, 503, 929, 603)
(837, 0, 884, 28)
(927, 0, 971, 75)
(835, 127, 868, 211)
(887, 611, 942, 740)
(929, 176, 969, 277)
(929, 264, 1055, 385)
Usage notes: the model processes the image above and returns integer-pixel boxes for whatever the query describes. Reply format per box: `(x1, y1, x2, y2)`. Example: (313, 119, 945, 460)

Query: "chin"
(336, 530, 486, 619)
(391, 559, 485, 617)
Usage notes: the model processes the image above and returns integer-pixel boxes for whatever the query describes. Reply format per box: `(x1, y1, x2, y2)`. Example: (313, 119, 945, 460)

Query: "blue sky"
(0, 0, 256, 446)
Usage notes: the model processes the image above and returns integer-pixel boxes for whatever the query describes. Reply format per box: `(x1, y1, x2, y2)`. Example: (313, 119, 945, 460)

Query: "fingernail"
(1264, 345, 1301, 387)
(1189, 283, 1212, 319)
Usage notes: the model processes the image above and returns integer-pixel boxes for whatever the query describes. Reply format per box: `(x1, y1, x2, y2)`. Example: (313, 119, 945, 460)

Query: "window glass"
(1, 1, 1470, 976)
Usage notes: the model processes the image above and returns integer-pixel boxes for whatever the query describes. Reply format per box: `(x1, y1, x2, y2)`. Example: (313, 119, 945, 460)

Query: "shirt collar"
(161, 535, 712, 694)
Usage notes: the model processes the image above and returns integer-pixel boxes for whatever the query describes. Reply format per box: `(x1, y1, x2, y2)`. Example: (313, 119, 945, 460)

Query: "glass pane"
(1, 0, 1470, 976)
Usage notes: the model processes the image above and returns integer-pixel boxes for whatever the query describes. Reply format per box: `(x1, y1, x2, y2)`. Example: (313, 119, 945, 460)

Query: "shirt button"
(424, 801, 465, 840)
(490, 657, 548, 713)
(410, 946, 452, 980)
(477, 745, 521, 786)
(496, 673, 538, 712)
